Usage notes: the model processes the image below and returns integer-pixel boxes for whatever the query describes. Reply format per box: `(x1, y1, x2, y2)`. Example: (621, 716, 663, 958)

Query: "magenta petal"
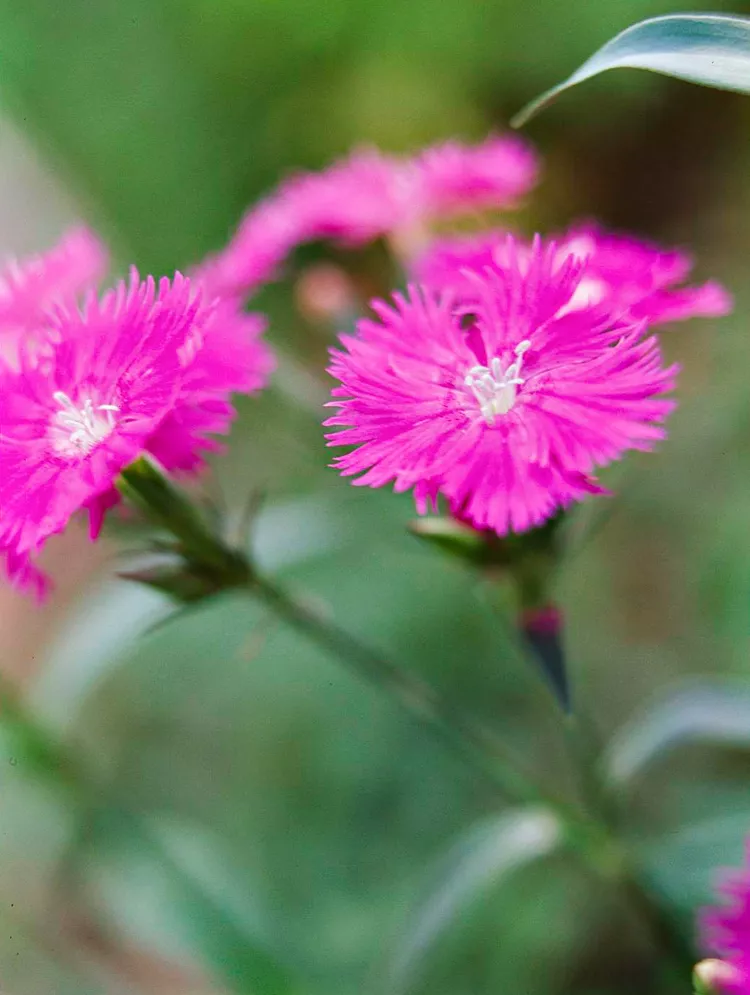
(414, 224, 731, 331)
(701, 843, 750, 995)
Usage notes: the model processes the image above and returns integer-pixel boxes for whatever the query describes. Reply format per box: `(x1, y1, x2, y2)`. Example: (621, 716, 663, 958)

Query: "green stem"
(519, 616, 695, 987)
(111, 464, 623, 846)
(561, 711, 615, 825)
(117, 460, 553, 809)
(482, 564, 695, 987)
(251, 578, 629, 876)
(117, 457, 251, 586)
(253, 574, 544, 807)
(619, 870, 698, 989)
(116, 462, 695, 986)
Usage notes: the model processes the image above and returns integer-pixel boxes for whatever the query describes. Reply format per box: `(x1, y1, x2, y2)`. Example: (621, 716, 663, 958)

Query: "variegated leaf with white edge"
(380, 807, 562, 994)
(604, 679, 750, 791)
(513, 13, 750, 127)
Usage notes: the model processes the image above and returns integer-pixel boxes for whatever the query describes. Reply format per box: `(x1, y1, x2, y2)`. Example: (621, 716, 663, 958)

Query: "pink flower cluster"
(0, 131, 733, 595)
(701, 841, 750, 994)
(196, 136, 538, 299)
(0, 231, 273, 595)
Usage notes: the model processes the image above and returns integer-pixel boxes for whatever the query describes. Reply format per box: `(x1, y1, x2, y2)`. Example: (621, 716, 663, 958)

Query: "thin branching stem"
(118, 460, 696, 986)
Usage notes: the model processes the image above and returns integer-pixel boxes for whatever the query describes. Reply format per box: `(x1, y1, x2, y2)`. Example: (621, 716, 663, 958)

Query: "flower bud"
(694, 959, 746, 995)
(295, 264, 356, 325)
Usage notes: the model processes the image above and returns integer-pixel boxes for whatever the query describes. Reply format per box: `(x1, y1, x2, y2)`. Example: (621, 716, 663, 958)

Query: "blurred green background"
(1, 1, 750, 993)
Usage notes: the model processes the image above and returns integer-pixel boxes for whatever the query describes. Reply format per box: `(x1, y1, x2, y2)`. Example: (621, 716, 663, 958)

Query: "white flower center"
(51, 390, 119, 454)
(464, 339, 531, 426)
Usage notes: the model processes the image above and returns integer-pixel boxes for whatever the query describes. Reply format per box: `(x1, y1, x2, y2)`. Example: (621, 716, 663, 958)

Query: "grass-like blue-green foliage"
(513, 13, 750, 126)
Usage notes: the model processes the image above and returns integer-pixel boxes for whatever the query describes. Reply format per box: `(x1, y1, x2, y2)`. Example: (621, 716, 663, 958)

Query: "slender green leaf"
(75, 805, 298, 995)
(380, 808, 562, 995)
(604, 680, 750, 790)
(0, 694, 296, 994)
(513, 13, 750, 127)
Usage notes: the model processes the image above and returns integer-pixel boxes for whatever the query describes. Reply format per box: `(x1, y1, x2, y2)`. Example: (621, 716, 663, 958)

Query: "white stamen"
(51, 390, 119, 454)
(464, 340, 531, 426)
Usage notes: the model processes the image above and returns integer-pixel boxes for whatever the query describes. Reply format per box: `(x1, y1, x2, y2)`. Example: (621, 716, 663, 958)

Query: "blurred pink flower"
(413, 135, 539, 217)
(0, 227, 108, 369)
(283, 148, 417, 246)
(701, 843, 750, 994)
(197, 135, 538, 300)
(414, 224, 731, 326)
(326, 237, 677, 536)
(559, 224, 731, 324)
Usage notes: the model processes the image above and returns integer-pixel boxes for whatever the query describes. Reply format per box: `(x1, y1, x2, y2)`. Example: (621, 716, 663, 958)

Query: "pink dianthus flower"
(415, 224, 730, 327)
(326, 238, 677, 536)
(192, 151, 411, 301)
(0, 272, 274, 592)
(0, 276, 202, 565)
(81, 289, 274, 541)
(197, 135, 538, 300)
(0, 226, 107, 369)
(701, 841, 750, 994)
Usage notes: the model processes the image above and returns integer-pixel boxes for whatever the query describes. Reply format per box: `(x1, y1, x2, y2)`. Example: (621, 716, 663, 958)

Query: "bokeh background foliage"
(1, 0, 750, 993)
